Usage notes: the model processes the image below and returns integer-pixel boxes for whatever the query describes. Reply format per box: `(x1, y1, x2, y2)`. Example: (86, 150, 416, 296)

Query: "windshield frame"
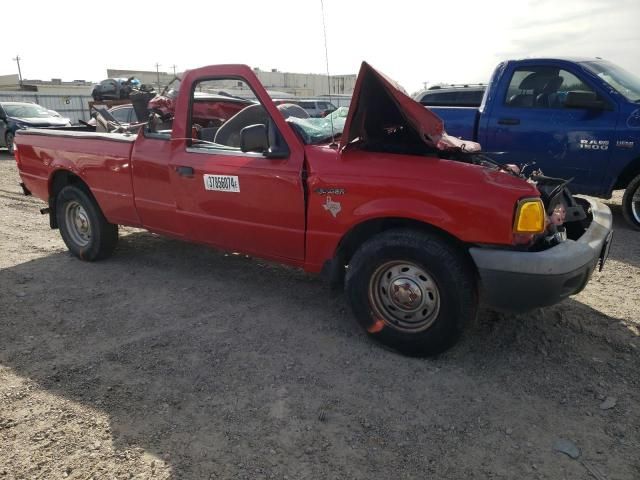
(581, 60, 640, 102)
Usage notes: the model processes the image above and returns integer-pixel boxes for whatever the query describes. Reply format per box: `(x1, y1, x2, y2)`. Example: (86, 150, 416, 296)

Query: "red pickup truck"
(14, 62, 613, 356)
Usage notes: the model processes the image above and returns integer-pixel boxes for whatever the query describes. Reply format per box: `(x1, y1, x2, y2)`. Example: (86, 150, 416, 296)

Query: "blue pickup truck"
(430, 57, 640, 229)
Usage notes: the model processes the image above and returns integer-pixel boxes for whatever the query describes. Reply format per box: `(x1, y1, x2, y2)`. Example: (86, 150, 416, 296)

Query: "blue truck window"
(505, 68, 595, 109)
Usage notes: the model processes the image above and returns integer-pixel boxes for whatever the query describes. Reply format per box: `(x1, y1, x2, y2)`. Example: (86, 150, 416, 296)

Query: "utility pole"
(171, 64, 177, 76)
(13, 55, 23, 87)
(423, 81, 428, 90)
(155, 62, 161, 90)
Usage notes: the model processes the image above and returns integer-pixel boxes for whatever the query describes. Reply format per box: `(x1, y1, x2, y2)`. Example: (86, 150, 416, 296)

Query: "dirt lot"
(0, 151, 639, 479)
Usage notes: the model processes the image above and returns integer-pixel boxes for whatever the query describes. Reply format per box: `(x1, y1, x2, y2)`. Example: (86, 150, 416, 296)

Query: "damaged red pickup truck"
(14, 63, 613, 356)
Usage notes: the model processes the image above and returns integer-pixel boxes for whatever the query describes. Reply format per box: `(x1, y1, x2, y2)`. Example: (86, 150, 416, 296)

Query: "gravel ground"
(0, 151, 639, 479)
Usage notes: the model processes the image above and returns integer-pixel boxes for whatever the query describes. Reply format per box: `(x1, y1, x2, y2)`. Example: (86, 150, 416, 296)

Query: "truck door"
(168, 75, 306, 262)
(480, 64, 618, 194)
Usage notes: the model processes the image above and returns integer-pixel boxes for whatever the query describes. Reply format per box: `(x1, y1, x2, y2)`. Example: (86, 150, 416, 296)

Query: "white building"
(106, 67, 356, 98)
(251, 67, 356, 97)
(0, 74, 93, 96)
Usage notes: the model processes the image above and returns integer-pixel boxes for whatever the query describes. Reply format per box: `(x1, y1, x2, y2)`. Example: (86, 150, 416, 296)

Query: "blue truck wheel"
(622, 174, 640, 230)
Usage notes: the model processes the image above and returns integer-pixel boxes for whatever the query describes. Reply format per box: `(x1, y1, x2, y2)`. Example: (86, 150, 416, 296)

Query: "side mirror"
(240, 124, 269, 153)
(564, 91, 607, 110)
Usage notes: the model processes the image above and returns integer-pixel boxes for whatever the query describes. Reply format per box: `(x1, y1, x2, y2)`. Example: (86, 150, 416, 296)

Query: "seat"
(536, 76, 564, 108)
(213, 102, 311, 148)
(507, 72, 556, 107)
(214, 104, 269, 147)
(507, 93, 535, 107)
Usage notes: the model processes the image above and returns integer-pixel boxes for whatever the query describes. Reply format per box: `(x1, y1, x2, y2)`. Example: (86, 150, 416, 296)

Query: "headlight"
(15, 123, 29, 129)
(513, 198, 545, 234)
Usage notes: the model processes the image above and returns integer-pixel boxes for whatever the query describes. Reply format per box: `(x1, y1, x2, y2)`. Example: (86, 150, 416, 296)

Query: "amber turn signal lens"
(514, 198, 545, 234)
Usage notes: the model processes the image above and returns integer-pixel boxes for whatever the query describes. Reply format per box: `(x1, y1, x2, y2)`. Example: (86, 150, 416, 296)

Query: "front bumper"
(469, 197, 613, 313)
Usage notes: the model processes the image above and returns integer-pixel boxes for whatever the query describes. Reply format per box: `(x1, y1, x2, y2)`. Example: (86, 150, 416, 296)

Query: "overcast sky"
(2, 0, 638, 93)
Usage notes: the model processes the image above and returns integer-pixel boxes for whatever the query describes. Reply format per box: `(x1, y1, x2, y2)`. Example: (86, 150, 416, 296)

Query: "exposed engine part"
(525, 170, 588, 250)
(530, 171, 587, 223)
(549, 202, 567, 225)
(540, 223, 568, 248)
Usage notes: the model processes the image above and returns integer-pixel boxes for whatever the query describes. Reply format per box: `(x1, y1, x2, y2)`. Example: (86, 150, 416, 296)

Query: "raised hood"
(341, 62, 480, 154)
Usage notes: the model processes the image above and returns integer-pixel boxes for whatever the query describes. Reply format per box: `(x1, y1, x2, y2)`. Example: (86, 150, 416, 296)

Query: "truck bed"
(428, 107, 479, 141)
(15, 128, 140, 226)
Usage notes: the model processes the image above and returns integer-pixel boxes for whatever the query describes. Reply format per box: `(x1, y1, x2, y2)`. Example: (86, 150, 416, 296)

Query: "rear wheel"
(345, 229, 477, 357)
(5, 132, 14, 155)
(56, 185, 118, 260)
(622, 174, 640, 230)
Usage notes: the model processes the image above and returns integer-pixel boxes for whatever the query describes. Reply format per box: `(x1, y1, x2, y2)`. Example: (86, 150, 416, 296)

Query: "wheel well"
(324, 217, 476, 287)
(48, 170, 90, 228)
(613, 155, 640, 190)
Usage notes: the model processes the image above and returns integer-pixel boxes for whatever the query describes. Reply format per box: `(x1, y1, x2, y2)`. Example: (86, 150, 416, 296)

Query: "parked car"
(428, 57, 640, 229)
(295, 99, 337, 117)
(0, 102, 71, 154)
(413, 85, 486, 107)
(13, 62, 612, 357)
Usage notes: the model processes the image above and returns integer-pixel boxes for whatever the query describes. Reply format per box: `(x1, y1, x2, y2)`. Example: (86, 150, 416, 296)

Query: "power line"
(12, 55, 23, 87)
(155, 62, 161, 89)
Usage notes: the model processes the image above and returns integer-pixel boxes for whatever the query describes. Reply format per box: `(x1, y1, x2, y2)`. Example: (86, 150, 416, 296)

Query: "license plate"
(598, 230, 613, 272)
(203, 174, 240, 193)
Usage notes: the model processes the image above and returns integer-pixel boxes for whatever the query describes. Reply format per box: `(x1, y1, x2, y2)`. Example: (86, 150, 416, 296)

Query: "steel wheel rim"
(632, 185, 640, 224)
(65, 201, 91, 247)
(368, 260, 440, 333)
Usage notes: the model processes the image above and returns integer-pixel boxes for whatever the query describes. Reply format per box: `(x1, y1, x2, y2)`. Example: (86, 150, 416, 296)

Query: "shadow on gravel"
(603, 200, 640, 269)
(1, 233, 639, 478)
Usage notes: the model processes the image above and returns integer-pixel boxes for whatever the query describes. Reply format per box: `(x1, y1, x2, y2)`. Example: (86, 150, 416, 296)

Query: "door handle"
(175, 166, 194, 177)
(497, 118, 520, 126)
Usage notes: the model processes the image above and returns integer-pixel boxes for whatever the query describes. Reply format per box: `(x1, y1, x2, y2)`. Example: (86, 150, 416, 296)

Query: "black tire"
(55, 185, 118, 261)
(345, 229, 477, 357)
(6, 132, 14, 155)
(622, 174, 640, 230)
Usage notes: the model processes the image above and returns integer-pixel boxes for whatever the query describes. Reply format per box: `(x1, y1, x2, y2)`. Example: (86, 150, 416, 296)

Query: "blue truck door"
(480, 64, 618, 194)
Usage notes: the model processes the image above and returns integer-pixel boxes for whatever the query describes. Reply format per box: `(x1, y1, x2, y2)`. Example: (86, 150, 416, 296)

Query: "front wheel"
(6, 132, 14, 155)
(56, 185, 118, 260)
(345, 229, 477, 357)
(622, 174, 640, 230)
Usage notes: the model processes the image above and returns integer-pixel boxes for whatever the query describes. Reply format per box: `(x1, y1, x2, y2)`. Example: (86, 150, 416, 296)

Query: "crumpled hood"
(9, 116, 70, 127)
(341, 62, 480, 153)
